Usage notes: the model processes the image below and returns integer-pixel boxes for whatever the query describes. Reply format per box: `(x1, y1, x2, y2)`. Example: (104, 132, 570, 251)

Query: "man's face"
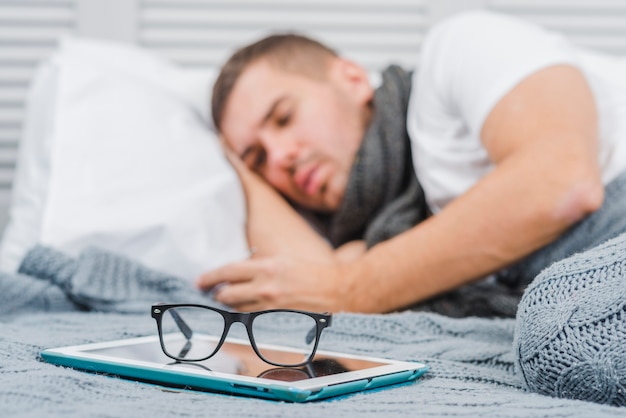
(220, 58, 373, 212)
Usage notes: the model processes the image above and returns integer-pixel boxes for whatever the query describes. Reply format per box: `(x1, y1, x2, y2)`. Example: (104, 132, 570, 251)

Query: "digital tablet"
(41, 334, 428, 402)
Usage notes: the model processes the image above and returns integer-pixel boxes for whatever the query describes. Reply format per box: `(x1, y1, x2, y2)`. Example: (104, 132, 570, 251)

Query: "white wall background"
(1, 0, 626, 229)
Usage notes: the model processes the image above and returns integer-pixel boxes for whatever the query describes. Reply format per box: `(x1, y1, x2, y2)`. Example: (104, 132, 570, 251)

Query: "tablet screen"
(82, 335, 387, 382)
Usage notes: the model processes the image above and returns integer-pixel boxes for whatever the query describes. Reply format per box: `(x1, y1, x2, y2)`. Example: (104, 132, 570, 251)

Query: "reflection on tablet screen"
(83, 334, 385, 382)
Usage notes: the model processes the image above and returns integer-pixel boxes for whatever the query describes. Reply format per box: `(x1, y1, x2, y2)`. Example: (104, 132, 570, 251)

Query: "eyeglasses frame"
(151, 303, 332, 367)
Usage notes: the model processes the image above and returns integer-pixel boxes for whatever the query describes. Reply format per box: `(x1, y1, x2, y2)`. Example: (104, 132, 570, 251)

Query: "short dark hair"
(211, 34, 338, 131)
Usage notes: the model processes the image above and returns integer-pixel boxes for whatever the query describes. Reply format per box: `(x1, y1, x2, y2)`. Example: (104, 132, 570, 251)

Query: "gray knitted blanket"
(0, 245, 624, 417)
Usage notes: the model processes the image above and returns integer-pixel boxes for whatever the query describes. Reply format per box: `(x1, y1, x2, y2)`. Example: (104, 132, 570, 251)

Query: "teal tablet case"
(40, 348, 427, 403)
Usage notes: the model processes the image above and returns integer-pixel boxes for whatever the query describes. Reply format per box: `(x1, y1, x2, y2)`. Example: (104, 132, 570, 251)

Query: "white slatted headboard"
(486, 0, 626, 55)
(0, 0, 77, 230)
(137, 0, 429, 71)
(0, 0, 624, 234)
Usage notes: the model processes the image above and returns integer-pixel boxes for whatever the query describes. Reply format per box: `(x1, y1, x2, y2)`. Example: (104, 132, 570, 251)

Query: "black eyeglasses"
(151, 303, 332, 367)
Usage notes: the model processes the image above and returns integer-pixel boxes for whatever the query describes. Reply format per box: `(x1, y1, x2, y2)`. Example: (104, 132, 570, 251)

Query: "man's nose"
(260, 132, 298, 170)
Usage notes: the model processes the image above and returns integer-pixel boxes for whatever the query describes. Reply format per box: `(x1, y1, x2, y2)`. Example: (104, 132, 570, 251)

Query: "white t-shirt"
(407, 10, 626, 213)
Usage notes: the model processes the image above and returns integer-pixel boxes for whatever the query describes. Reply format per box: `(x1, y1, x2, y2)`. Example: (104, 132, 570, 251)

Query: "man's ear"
(331, 58, 374, 105)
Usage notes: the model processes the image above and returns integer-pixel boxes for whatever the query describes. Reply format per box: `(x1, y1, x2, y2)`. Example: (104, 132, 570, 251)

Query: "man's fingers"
(195, 259, 263, 290)
(213, 281, 264, 311)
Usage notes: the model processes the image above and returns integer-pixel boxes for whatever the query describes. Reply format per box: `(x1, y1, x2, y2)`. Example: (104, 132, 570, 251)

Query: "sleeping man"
(198, 11, 626, 405)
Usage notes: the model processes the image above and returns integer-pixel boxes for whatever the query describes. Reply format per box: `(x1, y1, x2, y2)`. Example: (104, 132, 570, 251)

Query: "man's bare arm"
(344, 65, 603, 311)
(199, 65, 603, 313)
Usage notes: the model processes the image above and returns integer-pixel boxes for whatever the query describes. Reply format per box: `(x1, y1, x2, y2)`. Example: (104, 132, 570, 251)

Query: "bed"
(1, 245, 624, 417)
(1, 2, 626, 417)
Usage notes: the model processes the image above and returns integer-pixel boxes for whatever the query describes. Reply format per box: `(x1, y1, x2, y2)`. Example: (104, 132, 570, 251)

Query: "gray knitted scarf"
(315, 65, 429, 248)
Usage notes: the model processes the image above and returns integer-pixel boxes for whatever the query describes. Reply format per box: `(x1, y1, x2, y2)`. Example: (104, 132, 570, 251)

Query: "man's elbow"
(552, 174, 604, 226)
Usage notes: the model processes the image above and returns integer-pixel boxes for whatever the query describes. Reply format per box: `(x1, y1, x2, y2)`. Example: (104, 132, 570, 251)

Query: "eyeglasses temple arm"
(305, 326, 316, 345)
(176, 340, 193, 359)
(169, 309, 193, 340)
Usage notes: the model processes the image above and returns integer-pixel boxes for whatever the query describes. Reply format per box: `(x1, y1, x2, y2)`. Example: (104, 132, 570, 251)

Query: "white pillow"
(0, 37, 249, 280)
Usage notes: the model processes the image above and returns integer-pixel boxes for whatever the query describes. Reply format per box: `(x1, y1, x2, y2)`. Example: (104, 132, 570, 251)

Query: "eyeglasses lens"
(160, 306, 225, 361)
(252, 311, 318, 365)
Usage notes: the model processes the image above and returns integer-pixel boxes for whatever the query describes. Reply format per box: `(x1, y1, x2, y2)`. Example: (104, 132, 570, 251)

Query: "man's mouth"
(295, 164, 321, 196)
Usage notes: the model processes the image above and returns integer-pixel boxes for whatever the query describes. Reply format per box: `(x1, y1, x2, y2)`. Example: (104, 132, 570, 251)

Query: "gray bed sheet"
(0, 246, 623, 417)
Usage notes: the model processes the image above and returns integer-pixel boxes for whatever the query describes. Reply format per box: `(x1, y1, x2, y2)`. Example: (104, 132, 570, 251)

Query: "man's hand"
(196, 255, 350, 312)
(205, 140, 363, 312)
